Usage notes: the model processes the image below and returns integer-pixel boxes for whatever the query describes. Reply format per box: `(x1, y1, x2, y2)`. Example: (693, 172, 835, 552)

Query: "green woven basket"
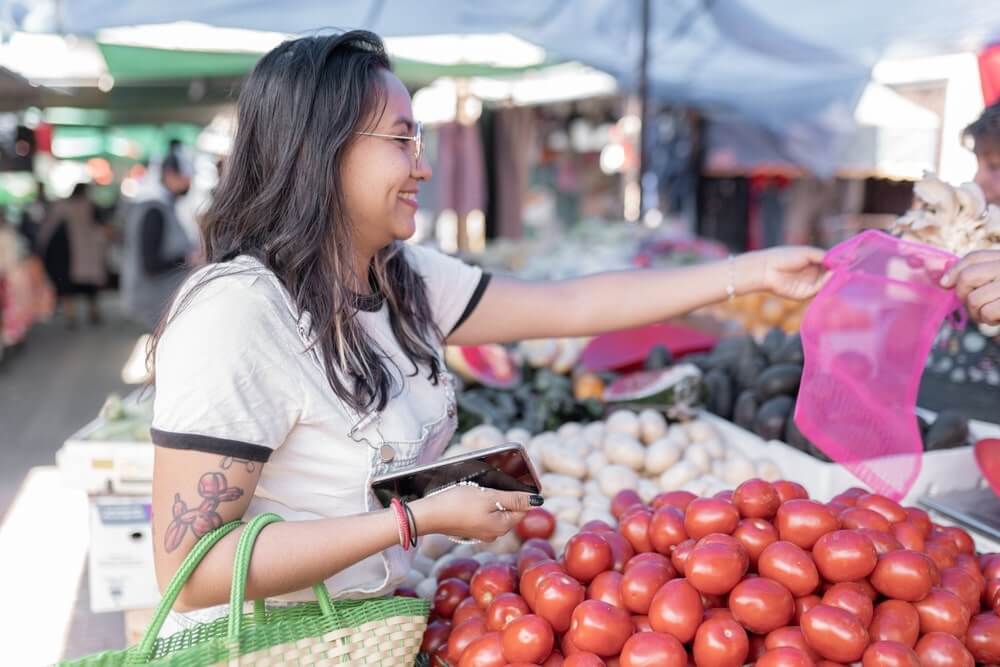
(60, 513, 430, 666)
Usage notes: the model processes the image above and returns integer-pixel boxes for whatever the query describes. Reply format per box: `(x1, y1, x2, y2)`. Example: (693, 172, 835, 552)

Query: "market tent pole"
(637, 0, 651, 219)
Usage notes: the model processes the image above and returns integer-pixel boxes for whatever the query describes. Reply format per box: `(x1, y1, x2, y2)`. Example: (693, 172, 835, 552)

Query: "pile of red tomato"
(420, 480, 1000, 666)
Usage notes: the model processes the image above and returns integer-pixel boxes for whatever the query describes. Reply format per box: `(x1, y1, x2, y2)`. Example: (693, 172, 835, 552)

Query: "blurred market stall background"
(1, 1, 1000, 664)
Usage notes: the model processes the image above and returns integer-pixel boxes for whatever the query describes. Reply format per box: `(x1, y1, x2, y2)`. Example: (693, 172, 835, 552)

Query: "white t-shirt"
(151, 243, 487, 603)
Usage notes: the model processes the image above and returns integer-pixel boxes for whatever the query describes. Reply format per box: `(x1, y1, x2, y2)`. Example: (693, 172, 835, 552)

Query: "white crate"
(88, 495, 161, 613)
(699, 411, 992, 504)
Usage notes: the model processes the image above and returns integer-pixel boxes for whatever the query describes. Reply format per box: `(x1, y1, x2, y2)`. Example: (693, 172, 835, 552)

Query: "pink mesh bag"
(794, 230, 965, 500)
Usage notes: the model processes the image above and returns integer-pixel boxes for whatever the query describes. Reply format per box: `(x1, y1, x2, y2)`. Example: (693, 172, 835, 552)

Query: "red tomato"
(564, 532, 614, 584)
(756, 647, 815, 667)
(800, 604, 869, 663)
(632, 615, 653, 632)
(980, 553, 1000, 579)
(588, 569, 625, 608)
(758, 541, 820, 597)
(459, 631, 505, 667)
(693, 615, 749, 667)
(619, 508, 655, 554)
(562, 653, 606, 667)
(517, 508, 557, 540)
(965, 612, 1000, 664)
(821, 583, 874, 628)
(684, 498, 740, 540)
(925, 539, 959, 571)
(486, 592, 530, 631)
(861, 640, 920, 667)
(567, 599, 635, 657)
(764, 626, 819, 660)
(439, 558, 482, 583)
(914, 631, 976, 667)
(686, 541, 749, 595)
(611, 489, 645, 519)
(856, 494, 907, 523)
(435, 578, 472, 618)
(522, 561, 565, 610)
(704, 607, 736, 622)
(618, 631, 687, 667)
(891, 521, 926, 552)
(448, 617, 489, 664)
(651, 490, 697, 511)
(454, 596, 485, 626)
(793, 595, 821, 625)
(580, 519, 616, 534)
(621, 561, 675, 614)
(714, 489, 735, 503)
(939, 567, 983, 617)
(648, 506, 688, 555)
(601, 530, 636, 573)
(937, 526, 975, 555)
(422, 618, 452, 655)
(772, 480, 809, 503)
(648, 577, 704, 643)
(542, 652, 565, 667)
(839, 507, 891, 533)
(502, 614, 555, 664)
(775, 500, 839, 550)
(534, 571, 585, 633)
(952, 553, 982, 582)
(519, 549, 554, 574)
(913, 588, 971, 638)
(471, 563, 517, 608)
(733, 479, 781, 519)
(624, 552, 672, 573)
(670, 539, 696, 575)
(858, 528, 902, 555)
(870, 550, 937, 602)
(869, 599, 920, 648)
(903, 507, 932, 535)
(523, 537, 557, 559)
(727, 576, 795, 634)
(812, 530, 877, 583)
(732, 518, 779, 568)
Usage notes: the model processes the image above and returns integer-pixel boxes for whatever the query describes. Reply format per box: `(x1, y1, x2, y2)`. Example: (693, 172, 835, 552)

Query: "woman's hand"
(745, 246, 828, 301)
(940, 249, 1000, 324)
(411, 486, 538, 543)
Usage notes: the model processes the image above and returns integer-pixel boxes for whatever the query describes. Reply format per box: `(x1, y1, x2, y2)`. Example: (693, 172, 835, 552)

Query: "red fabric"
(34, 122, 52, 154)
(580, 323, 719, 373)
(979, 44, 1000, 107)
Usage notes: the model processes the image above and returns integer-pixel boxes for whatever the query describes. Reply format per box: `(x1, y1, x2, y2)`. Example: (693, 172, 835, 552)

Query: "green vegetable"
(753, 363, 803, 402)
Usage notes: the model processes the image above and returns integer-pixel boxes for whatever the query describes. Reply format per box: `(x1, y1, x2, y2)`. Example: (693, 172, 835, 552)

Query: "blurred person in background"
(122, 141, 197, 331)
(17, 180, 48, 252)
(39, 183, 107, 327)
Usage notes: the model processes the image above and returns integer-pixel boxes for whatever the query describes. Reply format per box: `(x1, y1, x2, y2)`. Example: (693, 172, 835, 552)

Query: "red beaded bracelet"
(390, 498, 411, 551)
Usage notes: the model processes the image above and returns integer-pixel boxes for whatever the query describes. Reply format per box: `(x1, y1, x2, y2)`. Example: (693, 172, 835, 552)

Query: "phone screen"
(370, 446, 540, 508)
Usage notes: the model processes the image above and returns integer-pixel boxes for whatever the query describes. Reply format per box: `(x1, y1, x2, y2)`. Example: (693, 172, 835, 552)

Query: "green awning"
(49, 123, 201, 160)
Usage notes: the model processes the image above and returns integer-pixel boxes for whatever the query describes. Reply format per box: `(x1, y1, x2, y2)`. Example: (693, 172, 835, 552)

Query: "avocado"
(753, 363, 803, 402)
(733, 389, 759, 431)
(784, 412, 811, 452)
(710, 336, 758, 372)
(761, 327, 787, 363)
(917, 414, 931, 439)
(704, 368, 734, 419)
(773, 333, 804, 365)
(734, 347, 769, 391)
(645, 344, 674, 370)
(682, 353, 715, 372)
(754, 395, 794, 441)
(924, 410, 970, 451)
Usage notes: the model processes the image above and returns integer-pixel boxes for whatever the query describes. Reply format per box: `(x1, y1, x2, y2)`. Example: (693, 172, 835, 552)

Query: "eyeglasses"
(356, 121, 423, 165)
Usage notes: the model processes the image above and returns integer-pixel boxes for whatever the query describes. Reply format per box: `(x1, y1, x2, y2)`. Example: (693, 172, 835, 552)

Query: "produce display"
(412, 479, 1000, 666)
(84, 392, 154, 442)
(696, 293, 809, 338)
(689, 332, 973, 461)
(893, 174, 1000, 256)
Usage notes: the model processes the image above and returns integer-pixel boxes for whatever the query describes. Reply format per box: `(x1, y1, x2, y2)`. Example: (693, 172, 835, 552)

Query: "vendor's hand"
(745, 246, 828, 300)
(940, 249, 1000, 325)
(411, 486, 539, 543)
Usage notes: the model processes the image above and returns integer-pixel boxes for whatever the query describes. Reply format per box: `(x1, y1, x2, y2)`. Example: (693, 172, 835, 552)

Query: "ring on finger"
(495, 500, 508, 512)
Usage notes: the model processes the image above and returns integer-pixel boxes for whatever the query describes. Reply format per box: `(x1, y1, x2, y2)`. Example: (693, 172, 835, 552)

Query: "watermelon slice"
(975, 438, 1000, 497)
(445, 344, 521, 389)
(580, 323, 718, 373)
(604, 363, 702, 406)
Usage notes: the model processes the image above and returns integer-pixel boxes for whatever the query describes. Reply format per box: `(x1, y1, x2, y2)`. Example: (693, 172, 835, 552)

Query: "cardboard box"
(88, 496, 161, 613)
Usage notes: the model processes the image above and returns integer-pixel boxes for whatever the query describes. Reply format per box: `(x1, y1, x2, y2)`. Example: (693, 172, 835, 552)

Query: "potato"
(644, 437, 682, 475)
(416, 577, 438, 600)
(541, 441, 588, 479)
(404, 569, 424, 588)
(557, 421, 584, 440)
(755, 458, 782, 482)
(582, 493, 612, 511)
(412, 553, 436, 576)
(659, 461, 700, 491)
(638, 409, 669, 444)
(419, 533, 454, 560)
(550, 520, 579, 552)
(582, 421, 606, 448)
(604, 432, 646, 471)
(683, 443, 712, 474)
(540, 473, 583, 498)
(638, 479, 661, 504)
(585, 451, 609, 480)
(701, 438, 726, 460)
(505, 427, 532, 446)
(597, 464, 640, 497)
(545, 496, 583, 524)
(686, 420, 718, 443)
(606, 409, 641, 439)
(583, 478, 604, 499)
(579, 507, 617, 528)
(461, 424, 505, 450)
(479, 531, 520, 555)
(722, 455, 756, 486)
(667, 423, 690, 446)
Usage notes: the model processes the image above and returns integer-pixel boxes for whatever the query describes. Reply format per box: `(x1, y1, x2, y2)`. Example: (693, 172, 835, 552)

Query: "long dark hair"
(150, 31, 442, 412)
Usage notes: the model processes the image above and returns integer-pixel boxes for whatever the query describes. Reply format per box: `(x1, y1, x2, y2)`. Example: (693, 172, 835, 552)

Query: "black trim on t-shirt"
(151, 428, 273, 462)
(450, 273, 492, 335)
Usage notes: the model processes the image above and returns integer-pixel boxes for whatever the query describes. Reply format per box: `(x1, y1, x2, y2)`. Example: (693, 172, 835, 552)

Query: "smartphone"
(370, 443, 542, 509)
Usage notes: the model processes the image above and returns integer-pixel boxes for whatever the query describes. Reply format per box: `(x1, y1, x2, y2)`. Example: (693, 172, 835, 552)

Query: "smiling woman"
(143, 29, 828, 644)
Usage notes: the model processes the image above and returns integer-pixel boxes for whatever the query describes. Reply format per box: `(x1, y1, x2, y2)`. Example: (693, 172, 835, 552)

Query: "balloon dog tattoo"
(164, 472, 244, 552)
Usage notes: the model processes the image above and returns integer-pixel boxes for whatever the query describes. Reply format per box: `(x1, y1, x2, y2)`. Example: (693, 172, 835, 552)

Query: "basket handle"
(226, 513, 339, 641)
(133, 519, 243, 660)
